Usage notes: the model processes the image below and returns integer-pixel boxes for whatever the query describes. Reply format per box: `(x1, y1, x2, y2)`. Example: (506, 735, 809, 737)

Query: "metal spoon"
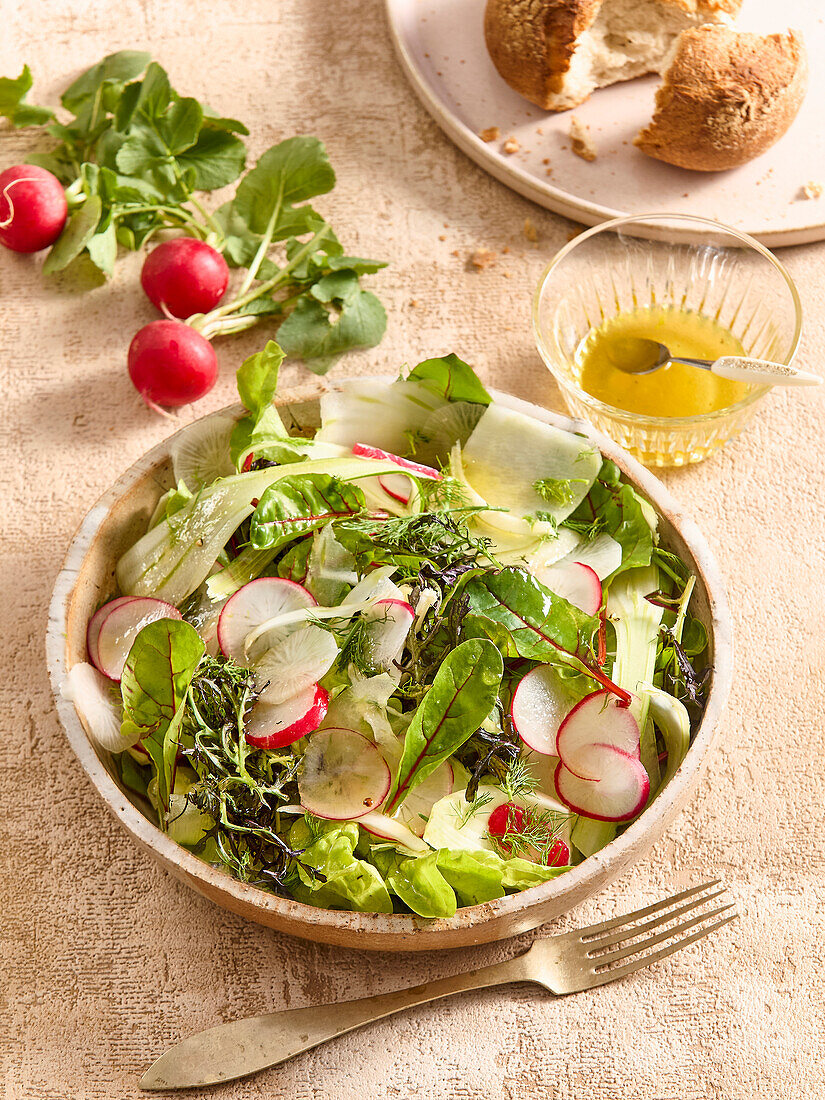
(605, 337, 821, 387)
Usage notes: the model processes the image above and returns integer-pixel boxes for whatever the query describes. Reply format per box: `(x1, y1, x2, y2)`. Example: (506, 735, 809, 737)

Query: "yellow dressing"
(575, 306, 750, 418)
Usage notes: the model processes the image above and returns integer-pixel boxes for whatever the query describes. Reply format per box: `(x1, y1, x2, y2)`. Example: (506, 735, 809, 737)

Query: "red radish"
(128, 320, 218, 408)
(86, 596, 138, 668)
(510, 664, 575, 755)
(95, 597, 182, 681)
(554, 691, 649, 821)
(218, 577, 317, 663)
(392, 761, 454, 837)
(254, 625, 338, 704)
(245, 683, 329, 749)
(535, 561, 602, 616)
(350, 443, 442, 480)
(361, 598, 415, 672)
(359, 811, 429, 852)
(487, 802, 570, 866)
(298, 727, 392, 820)
(140, 238, 230, 319)
(0, 165, 67, 252)
(378, 472, 413, 505)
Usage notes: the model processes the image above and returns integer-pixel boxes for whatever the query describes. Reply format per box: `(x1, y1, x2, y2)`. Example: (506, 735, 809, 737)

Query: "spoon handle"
(710, 356, 822, 387)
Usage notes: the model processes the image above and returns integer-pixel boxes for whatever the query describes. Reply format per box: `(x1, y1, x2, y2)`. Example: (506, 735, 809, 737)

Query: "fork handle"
(140, 952, 534, 1090)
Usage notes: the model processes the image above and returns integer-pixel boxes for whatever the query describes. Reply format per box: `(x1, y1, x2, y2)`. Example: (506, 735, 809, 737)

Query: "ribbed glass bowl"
(533, 214, 803, 466)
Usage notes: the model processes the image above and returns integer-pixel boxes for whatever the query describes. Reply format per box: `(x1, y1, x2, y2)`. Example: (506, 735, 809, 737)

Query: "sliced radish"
(62, 662, 141, 752)
(87, 596, 137, 668)
(351, 443, 442, 481)
(556, 691, 642, 779)
(534, 560, 602, 616)
(254, 625, 338, 704)
(217, 577, 317, 663)
(487, 802, 570, 866)
(299, 727, 391, 820)
(555, 754, 649, 822)
(359, 811, 429, 852)
(557, 533, 622, 582)
(170, 412, 236, 489)
(554, 690, 648, 822)
(95, 598, 182, 681)
(245, 683, 329, 749)
(392, 761, 454, 837)
(361, 598, 415, 673)
(378, 472, 413, 505)
(510, 664, 576, 755)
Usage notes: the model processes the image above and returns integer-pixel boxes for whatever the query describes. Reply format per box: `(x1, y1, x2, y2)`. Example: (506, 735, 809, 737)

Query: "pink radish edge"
(351, 442, 442, 480)
(217, 576, 317, 661)
(245, 684, 329, 750)
(554, 757, 650, 822)
(95, 597, 182, 681)
(86, 596, 138, 668)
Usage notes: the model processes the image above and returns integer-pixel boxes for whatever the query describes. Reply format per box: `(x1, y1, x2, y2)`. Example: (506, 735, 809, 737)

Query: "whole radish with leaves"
(0, 52, 388, 405)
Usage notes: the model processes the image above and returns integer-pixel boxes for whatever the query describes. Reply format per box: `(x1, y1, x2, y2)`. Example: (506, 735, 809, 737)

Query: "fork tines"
(579, 880, 737, 986)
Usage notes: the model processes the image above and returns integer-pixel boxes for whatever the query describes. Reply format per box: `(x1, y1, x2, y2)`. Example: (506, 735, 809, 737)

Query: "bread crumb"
(438, 234, 447, 241)
(523, 218, 538, 243)
(502, 245, 510, 254)
(410, 299, 419, 308)
(503, 270, 512, 278)
(502, 136, 520, 155)
(542, 158, 550, 165)
(569, 117, 597, 162)
(479, 126, 500, 143)
(545, 168, 553, 177)
(801, 181, 823, 200)
(451, 249, 461, 257)
(469, 247, 497, 271)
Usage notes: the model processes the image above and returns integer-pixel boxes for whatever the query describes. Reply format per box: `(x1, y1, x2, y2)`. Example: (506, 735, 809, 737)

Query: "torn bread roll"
(635, 26, 808, 171)
(484, 0, 741, 111)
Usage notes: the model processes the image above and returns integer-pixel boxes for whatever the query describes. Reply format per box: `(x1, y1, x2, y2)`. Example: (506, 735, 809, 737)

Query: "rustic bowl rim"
(46, 381, 733, 947)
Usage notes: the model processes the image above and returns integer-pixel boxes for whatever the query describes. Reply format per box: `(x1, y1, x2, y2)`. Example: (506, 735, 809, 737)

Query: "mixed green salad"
(64, 344, 709, 919)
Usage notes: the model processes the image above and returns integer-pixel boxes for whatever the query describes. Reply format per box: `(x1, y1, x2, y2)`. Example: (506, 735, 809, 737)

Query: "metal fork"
(140, 880, 736, 1091)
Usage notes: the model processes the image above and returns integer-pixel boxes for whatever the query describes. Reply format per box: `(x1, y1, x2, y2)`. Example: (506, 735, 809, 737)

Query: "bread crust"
(634, 25, 808, 171)
(484, 0, 742, 110)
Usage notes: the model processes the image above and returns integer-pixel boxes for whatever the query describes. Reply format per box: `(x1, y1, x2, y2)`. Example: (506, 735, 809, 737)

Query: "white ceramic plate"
(386, 0, 825, 246)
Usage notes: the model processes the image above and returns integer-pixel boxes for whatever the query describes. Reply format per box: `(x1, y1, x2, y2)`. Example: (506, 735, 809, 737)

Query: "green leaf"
(115, 127, 168, 176)
(463, 567, 603, 695)
(408, 354, 492, 405)
(200, 111, 249, 135)
(61, 51, 150, 112)
(387, 638, 503, 813)
(233, 135, 336, 235)
(0, 65, 54, 127)
(278, 537, 313, 583)
(177, 127, 246, 190)
(159, 96, 202, 154)
(310, 269, 361, 304)
(120, 618, 204, 820)
(86, 221, 117, 277)
(249, 474, 366, 551)
(236, 339, 285, 417)
(290, 823, 393, 913)
(131, 61, 172, 120)
(43, 195, 102, 274)
(327, 254, 388, 275)
(565, 460, 654, 579)
(435, 849, 505, 905)
(387, 851, 457, 919)
(277, 290, 387, 375)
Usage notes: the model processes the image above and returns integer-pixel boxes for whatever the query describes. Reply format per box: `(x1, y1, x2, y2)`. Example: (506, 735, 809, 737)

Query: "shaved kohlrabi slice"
(315, 379, 443, 454)
(116, 456, 405, 606)
(461, 404, 601, 523)
(170, 412, 237, 489)
(556, 532, 622, 582)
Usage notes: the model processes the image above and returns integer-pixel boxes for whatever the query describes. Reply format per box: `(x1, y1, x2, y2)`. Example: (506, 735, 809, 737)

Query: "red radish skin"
(0, 165, 67, 252)
(351, 443, 442, 480)
(95, 598, 182, 681)
(217, 577, 317, 663)
(140, 238, 229, 319)
(555, 691, 642, 779)
(245, 684, 329, 749)
(128, 320, 218, 408)
(510, 664, 575, 755)
(378, 472, 412, 505)
(86, 596, 138, 668)
(487, 802, 570, 866)
(554, 755, 649, 822)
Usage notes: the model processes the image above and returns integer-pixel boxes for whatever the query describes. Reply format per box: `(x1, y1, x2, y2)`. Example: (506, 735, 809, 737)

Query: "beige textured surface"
(1, 2, 824, 1097)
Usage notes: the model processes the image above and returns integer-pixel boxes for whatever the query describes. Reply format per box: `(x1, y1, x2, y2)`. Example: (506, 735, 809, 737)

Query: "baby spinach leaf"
(387, 638, 503, 813)
(566, 460, 655, 579)
(0, 65, 54, 127)
(120, 619, 204, 821)
(250, 474, 365, 550)
(408, 354, 491, 406)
